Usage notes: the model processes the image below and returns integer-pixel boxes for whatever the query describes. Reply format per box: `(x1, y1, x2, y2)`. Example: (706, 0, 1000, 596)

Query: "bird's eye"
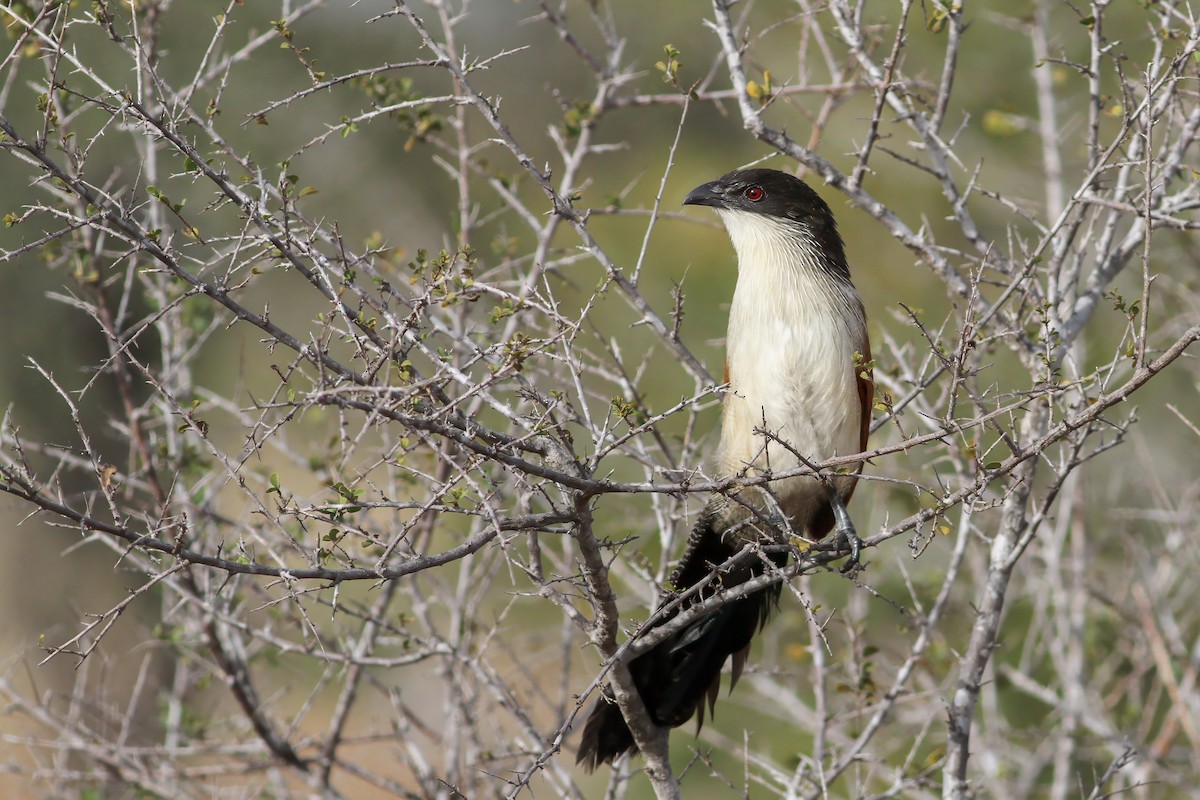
(744, 185, 765, 202)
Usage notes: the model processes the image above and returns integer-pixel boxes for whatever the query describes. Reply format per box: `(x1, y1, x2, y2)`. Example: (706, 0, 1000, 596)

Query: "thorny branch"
(0, 1, 1197, 799)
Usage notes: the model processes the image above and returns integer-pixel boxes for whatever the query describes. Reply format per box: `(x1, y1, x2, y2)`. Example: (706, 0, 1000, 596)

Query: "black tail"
(576, 508, 785, 770)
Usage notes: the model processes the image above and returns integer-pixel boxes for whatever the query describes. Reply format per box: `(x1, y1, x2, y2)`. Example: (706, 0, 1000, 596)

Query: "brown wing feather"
(836, 326, 873, 511)
(856, 332, 874, 455)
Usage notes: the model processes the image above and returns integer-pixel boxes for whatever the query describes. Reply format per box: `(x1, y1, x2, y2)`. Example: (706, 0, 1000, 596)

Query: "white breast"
(716, 209, 867, 516)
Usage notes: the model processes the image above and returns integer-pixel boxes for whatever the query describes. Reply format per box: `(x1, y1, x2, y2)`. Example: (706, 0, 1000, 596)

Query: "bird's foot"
(826, 485, 863, 574)
(834, 525, 863, 574)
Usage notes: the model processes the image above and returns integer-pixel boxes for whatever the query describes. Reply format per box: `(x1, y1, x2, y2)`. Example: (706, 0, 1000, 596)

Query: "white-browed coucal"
(578, 168, 873, 770)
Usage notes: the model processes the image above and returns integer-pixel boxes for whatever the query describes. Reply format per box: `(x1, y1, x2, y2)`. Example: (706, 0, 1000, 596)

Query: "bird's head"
(684, 167, 849, 280)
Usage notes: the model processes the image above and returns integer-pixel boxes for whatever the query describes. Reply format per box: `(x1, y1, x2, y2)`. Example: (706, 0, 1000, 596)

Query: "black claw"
(837, 527, 862, 574)
(826, 484, 863, 573)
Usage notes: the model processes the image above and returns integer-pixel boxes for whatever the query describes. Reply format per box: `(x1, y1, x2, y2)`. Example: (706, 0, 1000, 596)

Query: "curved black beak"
(683, 180, 725, 208)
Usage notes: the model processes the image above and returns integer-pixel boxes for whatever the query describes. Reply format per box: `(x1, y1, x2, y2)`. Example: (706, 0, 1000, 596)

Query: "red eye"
(744, 185, 764, 202)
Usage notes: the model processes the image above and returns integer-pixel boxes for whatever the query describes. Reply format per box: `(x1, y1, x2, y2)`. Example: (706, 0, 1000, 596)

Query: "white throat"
(715, 209, 867, 501)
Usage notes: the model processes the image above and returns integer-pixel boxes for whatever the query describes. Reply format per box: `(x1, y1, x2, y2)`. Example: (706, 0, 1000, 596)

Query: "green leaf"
(982, 109, 1022, 137)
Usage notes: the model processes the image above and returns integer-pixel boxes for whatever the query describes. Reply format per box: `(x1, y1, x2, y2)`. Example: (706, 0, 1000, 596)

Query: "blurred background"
(1, 0, 1197, 797)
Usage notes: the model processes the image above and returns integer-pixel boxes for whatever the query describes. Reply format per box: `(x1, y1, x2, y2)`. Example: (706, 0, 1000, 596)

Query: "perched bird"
(577, 167, 873, 770)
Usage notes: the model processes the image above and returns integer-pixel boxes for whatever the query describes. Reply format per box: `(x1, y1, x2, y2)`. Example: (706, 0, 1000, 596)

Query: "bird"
(576, 167, 874, 770)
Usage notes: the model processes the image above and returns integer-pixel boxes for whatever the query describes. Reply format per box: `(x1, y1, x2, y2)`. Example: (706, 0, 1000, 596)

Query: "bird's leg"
(826, 483, 862, 573)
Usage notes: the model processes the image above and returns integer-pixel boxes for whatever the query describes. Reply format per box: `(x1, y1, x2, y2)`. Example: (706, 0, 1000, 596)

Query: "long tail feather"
(576, 507, 785, 769)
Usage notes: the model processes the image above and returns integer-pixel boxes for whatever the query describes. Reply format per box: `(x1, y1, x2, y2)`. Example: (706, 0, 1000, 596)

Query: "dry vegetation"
(1, 1, 1198, 798)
